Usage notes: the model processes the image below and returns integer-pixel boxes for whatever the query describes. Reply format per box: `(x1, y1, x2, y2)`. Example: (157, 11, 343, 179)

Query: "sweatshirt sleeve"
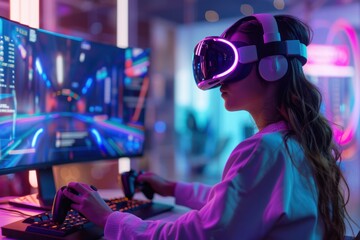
(104, 209, 208, 240)
(174, 181, 212, 210)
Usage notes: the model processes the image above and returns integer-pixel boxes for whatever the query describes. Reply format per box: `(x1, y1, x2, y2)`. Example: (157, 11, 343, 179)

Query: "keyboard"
(1, 197, 173, 240)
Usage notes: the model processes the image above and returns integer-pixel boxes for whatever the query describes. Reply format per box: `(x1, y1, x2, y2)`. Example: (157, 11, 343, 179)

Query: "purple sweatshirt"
(104, 121, 323, 240)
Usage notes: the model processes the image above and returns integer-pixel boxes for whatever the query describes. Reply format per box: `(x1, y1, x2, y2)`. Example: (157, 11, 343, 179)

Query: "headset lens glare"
(193, 39, 236, 86)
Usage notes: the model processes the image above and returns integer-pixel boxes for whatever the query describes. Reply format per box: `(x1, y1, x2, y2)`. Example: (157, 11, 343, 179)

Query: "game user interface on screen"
(0, 17, 150, 209)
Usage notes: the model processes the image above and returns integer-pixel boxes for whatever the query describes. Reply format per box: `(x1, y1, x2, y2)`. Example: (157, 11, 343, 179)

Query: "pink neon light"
(303, 64, 353, 77)
(325, 19, 360, 146)
(213, 38, 238, 79)
(333, 126, 354, 146)
(307, 44, 349, 66)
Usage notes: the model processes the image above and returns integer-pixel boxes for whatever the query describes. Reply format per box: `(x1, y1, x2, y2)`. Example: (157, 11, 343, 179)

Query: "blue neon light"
(31, 128, 44, 147)
(91, 128, 102, 144)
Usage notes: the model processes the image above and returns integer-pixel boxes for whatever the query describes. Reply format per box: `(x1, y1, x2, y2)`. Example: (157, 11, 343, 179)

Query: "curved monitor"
(0, 17, 150, 208)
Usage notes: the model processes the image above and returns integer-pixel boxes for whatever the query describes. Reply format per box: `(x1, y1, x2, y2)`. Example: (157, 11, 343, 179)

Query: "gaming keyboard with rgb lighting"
(1, 197, 173, 240)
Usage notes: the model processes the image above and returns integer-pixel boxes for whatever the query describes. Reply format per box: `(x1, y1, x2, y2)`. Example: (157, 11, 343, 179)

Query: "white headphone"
(250, 14, 307, 81)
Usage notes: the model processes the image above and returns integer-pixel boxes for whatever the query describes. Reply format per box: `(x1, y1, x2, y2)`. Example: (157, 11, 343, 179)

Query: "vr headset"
(192, 14, 308, 90)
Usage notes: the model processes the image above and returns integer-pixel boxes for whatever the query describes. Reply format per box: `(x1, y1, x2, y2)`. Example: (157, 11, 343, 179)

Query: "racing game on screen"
(0, 17, 150, 173)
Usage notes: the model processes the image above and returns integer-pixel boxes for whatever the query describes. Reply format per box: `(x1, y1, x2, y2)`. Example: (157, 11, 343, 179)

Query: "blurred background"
(0, 0, 359, 235)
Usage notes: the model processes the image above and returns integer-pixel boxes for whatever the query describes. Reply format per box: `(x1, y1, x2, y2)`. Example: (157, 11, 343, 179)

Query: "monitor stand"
(8, 167, 56, 211)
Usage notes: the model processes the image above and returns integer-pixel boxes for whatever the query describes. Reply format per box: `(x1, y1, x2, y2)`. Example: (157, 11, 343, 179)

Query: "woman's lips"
(220, 86, 227, 97)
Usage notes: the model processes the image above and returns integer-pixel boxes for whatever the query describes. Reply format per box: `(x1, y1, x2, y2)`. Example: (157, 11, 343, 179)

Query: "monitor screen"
(0, 17, 150, 208)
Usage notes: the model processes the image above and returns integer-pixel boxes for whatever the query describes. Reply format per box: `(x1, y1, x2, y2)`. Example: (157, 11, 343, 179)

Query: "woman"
(64, 14, 350, 239)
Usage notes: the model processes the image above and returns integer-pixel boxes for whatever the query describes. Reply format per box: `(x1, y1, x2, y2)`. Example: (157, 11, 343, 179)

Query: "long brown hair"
(223, 14, 350, 239)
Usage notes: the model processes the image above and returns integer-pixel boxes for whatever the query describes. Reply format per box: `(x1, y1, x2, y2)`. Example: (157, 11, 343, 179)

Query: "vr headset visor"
(192, 37, 257, 90)
(192, 36, 307, 90)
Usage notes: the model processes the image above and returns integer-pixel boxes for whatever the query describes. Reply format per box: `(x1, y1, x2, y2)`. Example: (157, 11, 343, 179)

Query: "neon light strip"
(9, 0, 20, 22)
(307, 44, 349, 66)
(117, 0, 129, 48)
(326, 19, 360, 145)
(303, 64, 354, 77)
(117, 0, 131, 169)
(10, 0, 39, 28)
(131, 76, 150, 122)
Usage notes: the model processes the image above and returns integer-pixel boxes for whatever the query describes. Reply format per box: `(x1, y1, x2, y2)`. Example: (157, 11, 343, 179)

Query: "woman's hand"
(137, 172, 177, 197)
(63, 182, 113, 228)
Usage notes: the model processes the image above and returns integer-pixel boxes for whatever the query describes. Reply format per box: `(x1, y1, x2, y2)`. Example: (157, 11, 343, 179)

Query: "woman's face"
(220, 32, 267, 113)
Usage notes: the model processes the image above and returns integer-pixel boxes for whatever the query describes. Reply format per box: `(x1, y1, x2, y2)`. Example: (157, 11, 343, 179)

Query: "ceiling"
(53, 0, 352, 28)
(55, 0, 293, 26)
(137, 0, 287, 24)
(135, 0, 356, 24)
(51, 0, 353, 44)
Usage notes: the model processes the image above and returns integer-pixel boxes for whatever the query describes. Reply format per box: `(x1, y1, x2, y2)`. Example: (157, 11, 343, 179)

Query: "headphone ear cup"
(258, 55, 288, 81)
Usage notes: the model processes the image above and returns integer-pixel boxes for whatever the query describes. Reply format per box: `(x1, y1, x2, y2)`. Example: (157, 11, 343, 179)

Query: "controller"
(121, 169, 154, 200)
(51, 185, 97, 224)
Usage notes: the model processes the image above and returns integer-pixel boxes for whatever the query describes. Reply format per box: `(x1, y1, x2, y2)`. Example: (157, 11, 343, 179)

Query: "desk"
(0, 189, 189, 239)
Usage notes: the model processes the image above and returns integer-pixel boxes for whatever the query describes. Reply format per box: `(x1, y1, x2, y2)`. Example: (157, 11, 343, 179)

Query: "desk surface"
(0, 189, 189, 239)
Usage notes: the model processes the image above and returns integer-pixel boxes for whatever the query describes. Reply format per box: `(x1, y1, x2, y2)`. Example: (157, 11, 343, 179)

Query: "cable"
(0, 207, 34, 218)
